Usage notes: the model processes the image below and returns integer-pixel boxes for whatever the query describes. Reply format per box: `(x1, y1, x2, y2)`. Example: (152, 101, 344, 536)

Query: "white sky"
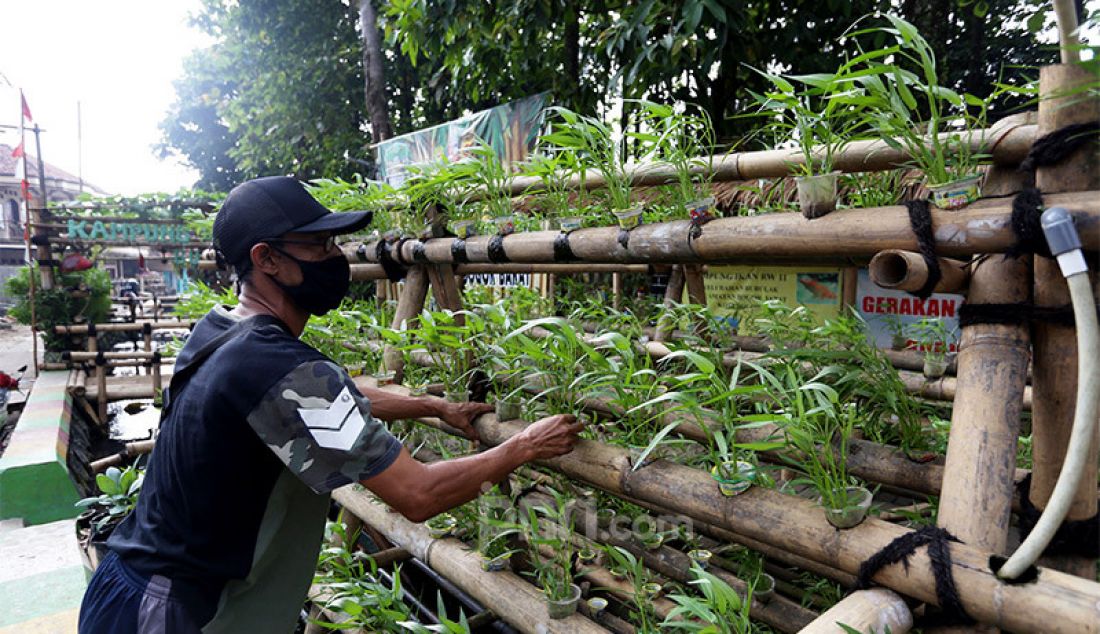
(0, 0, 210, 196)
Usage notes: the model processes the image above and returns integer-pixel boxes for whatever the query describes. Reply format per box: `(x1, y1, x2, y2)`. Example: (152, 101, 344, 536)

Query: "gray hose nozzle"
(1041, 207, 1082, 257)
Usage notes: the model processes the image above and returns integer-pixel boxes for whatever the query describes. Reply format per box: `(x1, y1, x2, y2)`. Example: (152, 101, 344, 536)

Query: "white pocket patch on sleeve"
(296, 386, 364, 451)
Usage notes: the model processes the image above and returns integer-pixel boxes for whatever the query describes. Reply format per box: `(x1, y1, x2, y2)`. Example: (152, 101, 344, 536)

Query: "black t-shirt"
(109, 306, 401, 632)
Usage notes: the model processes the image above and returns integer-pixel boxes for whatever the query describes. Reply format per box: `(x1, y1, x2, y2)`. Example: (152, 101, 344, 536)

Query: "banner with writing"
(699, 266, 844, 333)
(856, 269, 961, 352)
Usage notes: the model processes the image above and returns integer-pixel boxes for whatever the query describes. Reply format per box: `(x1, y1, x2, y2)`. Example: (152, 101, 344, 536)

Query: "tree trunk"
(359, 0, 393, 142)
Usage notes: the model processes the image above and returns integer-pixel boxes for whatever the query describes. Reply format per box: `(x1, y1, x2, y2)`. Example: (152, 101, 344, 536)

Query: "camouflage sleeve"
(246, 360, 402, 494)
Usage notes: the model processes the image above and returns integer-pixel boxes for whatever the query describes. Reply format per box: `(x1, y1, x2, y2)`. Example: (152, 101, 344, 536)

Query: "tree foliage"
(160, 0, 1061, 190)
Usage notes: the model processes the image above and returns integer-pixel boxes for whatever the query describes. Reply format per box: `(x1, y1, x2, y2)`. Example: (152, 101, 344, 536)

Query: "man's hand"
(514, 414, 584, 460)
(436, 401, 493, 441)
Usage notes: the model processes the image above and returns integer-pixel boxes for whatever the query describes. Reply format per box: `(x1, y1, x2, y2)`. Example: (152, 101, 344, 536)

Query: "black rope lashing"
(142, 322, 152, 336)
(617, 229, 631, 250)
(355, 243, 371, 262)
(375, 239, 407, 282)
(856, 526, 972, 625)
(1018, 121, 1100, 176)
(905, 200, 942, 300)
(151, 351, 162, 365)
(450, 239, 469, 264)
(411, 242, 429, 264)
(487, 235, 509, 263)
(553, 233, 576, 262)
(1008, 122, 1100, 258)
(959, 302, 1100, 328)
(95, 351, 107, 366)
(1007, 187, 1049, 259)
(87, 322, 96, 338)
(1015, 473, 1100, 558)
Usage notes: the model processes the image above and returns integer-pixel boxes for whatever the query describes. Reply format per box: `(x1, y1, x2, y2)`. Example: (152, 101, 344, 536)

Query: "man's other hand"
(515, 414, 583, 460)
(437, 401, 493, 441)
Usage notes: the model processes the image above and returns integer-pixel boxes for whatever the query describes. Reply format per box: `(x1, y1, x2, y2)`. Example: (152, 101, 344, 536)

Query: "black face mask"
(270, 246, 350, 316)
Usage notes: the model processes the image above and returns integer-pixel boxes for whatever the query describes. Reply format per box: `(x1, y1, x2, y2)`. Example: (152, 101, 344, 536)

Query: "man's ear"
(250, 243, 280, 277)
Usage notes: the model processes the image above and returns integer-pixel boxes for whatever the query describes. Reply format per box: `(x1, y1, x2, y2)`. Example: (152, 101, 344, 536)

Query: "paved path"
(0, 517, 86, 632)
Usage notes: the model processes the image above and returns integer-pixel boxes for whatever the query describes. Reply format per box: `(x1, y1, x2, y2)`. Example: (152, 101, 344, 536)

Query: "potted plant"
(747, 68, 858, 219)
(425, 513, 457, 538)
(633, 514, 665, 551)
(785, 393, 873, 529)
(632, 101, 718, 224)
(523, 494, 581, 619)
(602, 546, 659, 631)
(662, 568, 755, 633)
(541, 107, 636, 230)
(75, 465, 144, 571)
(468, 143, 518, 235)
(883, 314, 910, 351)
(688, 548, 714, 569)
(835, 15, 991, 209)
(911, 317, 955, 379)
(520, 151, 577, 231)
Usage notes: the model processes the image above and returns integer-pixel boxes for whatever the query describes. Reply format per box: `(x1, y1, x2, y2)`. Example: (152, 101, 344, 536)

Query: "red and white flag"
(21, 94, 32, 123)
(10, 141, 24, 158)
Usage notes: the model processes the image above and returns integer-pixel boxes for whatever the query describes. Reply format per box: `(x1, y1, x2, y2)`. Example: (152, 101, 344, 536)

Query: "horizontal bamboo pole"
(54, 320, 195, 334)
(525, 492, 819, 633)
(505, 122, 1036, 196)
(63, 351, 161, 361)
(800, 588, 912, 634)
(464, 415, 1100, 633)
(348, 262, 650, 280)
(869, 250, 970, 294)
(89, 439, 157, 473)
(332, 488, 607, 634)
(84, 374, 173, 401)
(347, 192, 1098, 266)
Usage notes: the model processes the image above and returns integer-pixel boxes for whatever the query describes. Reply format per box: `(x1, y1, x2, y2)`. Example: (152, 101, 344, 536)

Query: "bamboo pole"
(800, 589, 912, 634)
(349, 262, 649, 280)
(612, 272, 622, 311)
(869, 250, 970, 294)
(1029, 63, 1100, 578)
(503, 122, 1037, 197)
(332, 489, 607, 634)
(64, 351, 161, 361)
(54, 320, 196, 334)
(89, 439, 157, 473)
(384, 265, 429, 382)
(526, 492, 819, 633)
(468, 416, 1100, 633)
(358, 194, 1100, 267)
(936, 255, 1032, 560)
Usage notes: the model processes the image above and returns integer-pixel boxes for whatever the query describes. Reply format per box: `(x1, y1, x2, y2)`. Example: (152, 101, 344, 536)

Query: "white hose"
(997, 268, 1100, 579)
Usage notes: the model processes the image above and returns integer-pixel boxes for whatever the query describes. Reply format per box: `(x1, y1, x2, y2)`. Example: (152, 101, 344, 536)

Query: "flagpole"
(18, 89, 39, 377)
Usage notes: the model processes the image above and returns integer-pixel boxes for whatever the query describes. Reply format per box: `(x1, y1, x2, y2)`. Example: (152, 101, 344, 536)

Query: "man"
(79, 176, 582, 633)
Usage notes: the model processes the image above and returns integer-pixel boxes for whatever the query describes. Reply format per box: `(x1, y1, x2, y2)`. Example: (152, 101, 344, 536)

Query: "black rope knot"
(375, 239, 408, 282)
(450, 239, 469, 264)
(487, 235, 509, 263)
(904, 200, 942, 300)
(857, 525, 972, 625)
(553, 233, 576, 262)
(142, 322, 152, 336)
(617, 229, 631, 250)
(1016, 473, 1100, 558)
(95, 351, 107, 366)
(411, 242, 429, 264)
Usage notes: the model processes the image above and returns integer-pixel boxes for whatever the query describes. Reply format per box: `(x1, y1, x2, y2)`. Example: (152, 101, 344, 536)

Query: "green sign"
(64, 219, 193, 244)
(375, 92, 550, 186)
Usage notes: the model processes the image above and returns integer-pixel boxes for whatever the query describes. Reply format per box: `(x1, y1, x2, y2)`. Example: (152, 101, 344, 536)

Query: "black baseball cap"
(212, 176, 372, 270)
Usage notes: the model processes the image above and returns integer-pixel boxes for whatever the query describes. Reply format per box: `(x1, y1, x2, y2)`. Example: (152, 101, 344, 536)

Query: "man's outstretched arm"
(360, 414, 582, 523)
(354, 381, 489, 441)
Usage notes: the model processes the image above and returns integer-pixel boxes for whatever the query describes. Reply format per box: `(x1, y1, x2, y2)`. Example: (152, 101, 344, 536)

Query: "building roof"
(0, 142, 104, 193)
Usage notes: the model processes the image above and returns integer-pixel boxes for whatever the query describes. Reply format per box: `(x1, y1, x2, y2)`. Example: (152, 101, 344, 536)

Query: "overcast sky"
(0, 0, 209, 196)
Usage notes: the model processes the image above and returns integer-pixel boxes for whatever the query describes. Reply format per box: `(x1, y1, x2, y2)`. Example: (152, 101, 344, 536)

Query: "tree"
(359, 0, 393, 142)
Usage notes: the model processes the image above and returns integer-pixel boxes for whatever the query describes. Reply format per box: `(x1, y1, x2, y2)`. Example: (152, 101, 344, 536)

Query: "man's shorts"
(79, 551, 205, 634)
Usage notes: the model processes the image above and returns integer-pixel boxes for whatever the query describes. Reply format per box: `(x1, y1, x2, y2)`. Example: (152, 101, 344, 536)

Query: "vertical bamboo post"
(142, 325, 152, 379)
(684, 264, 708, 336)
(1029, 63, 1100, 578)
(612, 271, 622, 310)
(383, 266, 429, 383)
(841, 267, 859, 310)
(90, 332, 108, 423)
(936, 255, 1031, 559)
(655, 265, 686, 342)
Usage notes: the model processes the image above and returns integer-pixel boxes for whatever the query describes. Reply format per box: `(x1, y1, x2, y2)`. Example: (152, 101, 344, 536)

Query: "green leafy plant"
(909, 317, 954, 363)
(540, 107, 632, 213)
(313, 522, 415, 631)
(835, 14, 991, 186)
(630, 100, 717, 206)
(6, 264, 112, 352)
(663, 566, 757, 634)
(601, 546, 658, 632)
(398, 593, 472, 633)
(522, 492, 577, 602)
(75, 465, 144, 534)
